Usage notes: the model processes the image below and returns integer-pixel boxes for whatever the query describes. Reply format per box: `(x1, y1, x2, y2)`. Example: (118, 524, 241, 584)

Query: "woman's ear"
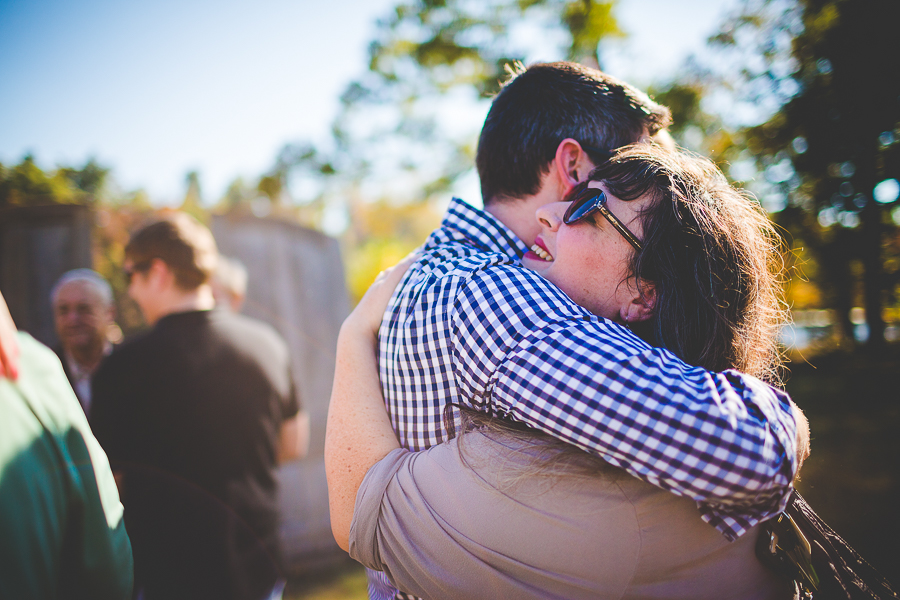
(621, 281, 657, 324)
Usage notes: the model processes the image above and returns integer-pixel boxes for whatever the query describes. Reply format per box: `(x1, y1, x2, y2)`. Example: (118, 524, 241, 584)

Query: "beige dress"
(350, 429, 795, 600)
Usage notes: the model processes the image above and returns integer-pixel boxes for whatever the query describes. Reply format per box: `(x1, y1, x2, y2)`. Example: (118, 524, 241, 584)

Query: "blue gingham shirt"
(378, 198, 798, 538)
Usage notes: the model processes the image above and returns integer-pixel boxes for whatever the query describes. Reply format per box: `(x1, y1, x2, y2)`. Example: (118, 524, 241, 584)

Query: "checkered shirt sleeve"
(378, 198, 798, 543)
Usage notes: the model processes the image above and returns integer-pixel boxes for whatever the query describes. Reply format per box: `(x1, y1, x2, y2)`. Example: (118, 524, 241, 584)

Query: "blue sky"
(0, 0, 737, 203)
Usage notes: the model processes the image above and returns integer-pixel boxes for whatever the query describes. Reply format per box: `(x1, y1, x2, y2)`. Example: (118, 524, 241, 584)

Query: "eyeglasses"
(124, 260, 153, 284)
(563, 183, 643, 251)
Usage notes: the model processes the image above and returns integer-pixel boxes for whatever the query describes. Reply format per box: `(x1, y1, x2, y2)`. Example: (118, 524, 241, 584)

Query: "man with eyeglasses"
(91, 212, 309, 600)
(50, 268, 118, 417)
(326, 62, 809, 600)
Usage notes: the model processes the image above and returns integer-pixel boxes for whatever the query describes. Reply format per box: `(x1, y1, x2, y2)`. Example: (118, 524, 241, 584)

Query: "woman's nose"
(536, 202, 566, 231)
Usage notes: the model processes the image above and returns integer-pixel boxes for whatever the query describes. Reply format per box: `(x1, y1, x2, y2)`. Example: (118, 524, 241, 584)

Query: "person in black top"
(91, 212, 309, 600)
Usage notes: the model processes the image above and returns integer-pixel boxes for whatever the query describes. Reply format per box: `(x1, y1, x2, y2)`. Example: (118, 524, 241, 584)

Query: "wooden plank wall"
(0, 204, 93, 347)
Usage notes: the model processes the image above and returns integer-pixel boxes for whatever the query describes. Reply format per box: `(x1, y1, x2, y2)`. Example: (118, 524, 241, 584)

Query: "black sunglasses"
(563, 183, 643, 251)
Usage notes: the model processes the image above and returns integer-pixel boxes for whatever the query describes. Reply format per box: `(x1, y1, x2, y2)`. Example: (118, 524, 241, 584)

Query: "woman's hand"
(0, 292, 20, 380)
(325, 252, 416, 551)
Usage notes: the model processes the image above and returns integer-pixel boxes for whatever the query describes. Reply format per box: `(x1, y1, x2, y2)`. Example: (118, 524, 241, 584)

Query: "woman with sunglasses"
(328, 145, 798, 599)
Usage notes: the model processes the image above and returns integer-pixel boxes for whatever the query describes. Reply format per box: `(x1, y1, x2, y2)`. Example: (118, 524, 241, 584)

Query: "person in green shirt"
(0, 294, 133, 600)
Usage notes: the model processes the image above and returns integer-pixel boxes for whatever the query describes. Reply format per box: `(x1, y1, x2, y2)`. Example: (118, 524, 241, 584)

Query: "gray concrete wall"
(210, 213, 351, 572)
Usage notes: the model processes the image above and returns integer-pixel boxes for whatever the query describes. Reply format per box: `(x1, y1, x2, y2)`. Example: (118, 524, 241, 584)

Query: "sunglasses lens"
(565, 190, 603, 224)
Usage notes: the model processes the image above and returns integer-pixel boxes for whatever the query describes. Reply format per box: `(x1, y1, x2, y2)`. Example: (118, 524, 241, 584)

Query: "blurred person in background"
(0, 290, 133, 600)
(211, 255, 248, 313)
(90, 212, 309, 600)
(51, 268, 118, 418)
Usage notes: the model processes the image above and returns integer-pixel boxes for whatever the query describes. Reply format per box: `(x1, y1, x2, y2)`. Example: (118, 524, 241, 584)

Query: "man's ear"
(621, 280, 657, 324)
(553, 138, 595, 193)
(146, 258, 172, 290)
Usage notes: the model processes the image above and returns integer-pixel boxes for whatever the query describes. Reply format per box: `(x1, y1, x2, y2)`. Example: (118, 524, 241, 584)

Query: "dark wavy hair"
(591, 145, 789, 383)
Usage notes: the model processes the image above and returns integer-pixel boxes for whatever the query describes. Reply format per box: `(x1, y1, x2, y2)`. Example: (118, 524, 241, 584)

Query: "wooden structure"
(0, 204, 93, 346)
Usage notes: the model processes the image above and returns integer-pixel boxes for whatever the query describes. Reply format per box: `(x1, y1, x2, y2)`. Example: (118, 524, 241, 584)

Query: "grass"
(284, 559, 368, 600)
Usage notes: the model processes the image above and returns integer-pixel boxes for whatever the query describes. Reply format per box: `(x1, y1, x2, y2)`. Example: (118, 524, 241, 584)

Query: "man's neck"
(147, 285, 216, 326)
(484, 192, 552, 248)
(483, 149, 592, 245)
(67, 341, 109, 373)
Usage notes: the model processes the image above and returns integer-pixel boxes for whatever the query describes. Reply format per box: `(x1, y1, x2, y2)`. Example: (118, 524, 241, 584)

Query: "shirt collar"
(63, 340, 112, 379)
(437, 198, 531, 259)
(155, 309, 214, 328)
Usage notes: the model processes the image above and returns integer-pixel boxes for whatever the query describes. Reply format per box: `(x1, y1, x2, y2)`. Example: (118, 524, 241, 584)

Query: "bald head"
(52, 269, 113, 307)
(211, 256, 248, 313)
(52, 269, 115, 365)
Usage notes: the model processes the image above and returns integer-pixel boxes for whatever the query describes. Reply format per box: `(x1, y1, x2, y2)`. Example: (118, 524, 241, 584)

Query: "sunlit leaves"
(563, 0, 621, 66)
(0, 155, 108, 207)
(267, 0, 626, 296)
(708, 0, 900, 345)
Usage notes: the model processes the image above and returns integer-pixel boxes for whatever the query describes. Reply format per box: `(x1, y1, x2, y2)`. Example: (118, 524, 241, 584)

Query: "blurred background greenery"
(2, 0, 898, 588)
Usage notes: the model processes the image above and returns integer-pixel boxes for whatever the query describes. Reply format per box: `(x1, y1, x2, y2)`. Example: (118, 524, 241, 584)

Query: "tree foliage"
(273, 0, 622, 216)
(709, 0, 900, 348)
(650, 80, 739, 163)
(257, 0, 625, 298)
(0, 155, 109, 207)
(0, 155, 162, 334)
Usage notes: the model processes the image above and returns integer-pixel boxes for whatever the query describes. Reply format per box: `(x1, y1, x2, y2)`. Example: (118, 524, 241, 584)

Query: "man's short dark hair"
(476, 62, 672, 205)
(125, 212, 218, 291)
